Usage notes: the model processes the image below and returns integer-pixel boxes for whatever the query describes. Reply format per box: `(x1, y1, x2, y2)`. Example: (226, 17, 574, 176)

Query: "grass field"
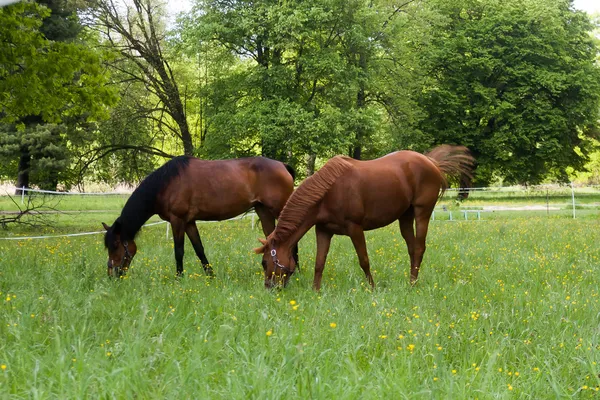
(1, 213, 599, 398)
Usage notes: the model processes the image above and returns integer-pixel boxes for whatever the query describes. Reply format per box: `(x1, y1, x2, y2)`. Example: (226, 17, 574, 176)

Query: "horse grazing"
(103, 156, 296, 278)
(255, 145, 474, 290)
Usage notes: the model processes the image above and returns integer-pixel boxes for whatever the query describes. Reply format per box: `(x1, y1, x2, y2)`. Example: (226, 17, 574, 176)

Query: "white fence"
(1, 183, 599, 240)
(437, 183, 600, 220)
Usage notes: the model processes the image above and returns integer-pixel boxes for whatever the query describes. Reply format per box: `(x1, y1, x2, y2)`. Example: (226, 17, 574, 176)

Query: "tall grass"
(0, 217, 599, 398)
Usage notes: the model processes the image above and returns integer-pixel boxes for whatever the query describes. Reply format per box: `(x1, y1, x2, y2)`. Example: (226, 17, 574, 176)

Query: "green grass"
(1, 216, 599, 398)
(0, 193, 129, 213)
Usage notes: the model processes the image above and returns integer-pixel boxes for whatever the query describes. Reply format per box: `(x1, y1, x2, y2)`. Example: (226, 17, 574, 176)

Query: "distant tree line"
(1, 0, 599, 191)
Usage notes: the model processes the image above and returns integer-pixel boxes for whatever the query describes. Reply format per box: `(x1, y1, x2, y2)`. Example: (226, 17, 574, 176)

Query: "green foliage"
(418, 0, 600, 184)
(0, 1, 117, 188)
(3, 0, 600, 185)
(0, 124, 69, 189)
(0, 2, 115, 124)
(178, 0, 427, 173)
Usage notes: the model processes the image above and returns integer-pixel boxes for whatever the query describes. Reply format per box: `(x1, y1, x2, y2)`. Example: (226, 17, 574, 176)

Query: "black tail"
(284, 163, 296, 181)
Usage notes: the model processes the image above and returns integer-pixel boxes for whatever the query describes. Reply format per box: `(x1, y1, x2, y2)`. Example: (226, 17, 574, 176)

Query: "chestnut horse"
(103, 156, 296, 277)
(255, 145, 474, 289)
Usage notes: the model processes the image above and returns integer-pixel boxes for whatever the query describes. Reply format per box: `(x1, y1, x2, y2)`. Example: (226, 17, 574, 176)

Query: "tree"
(418, 0, 600, 184)
(178, 0, 423, 174)
(180, 0, 351, 165)
(88, 0, 195, 155)
(71, 75, 174, 187)
(0, 1, 116, 191)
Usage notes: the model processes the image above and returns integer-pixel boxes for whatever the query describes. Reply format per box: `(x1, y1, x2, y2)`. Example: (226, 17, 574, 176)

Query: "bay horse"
(103, 156, 296, 278)
(255, 145, 474, 290)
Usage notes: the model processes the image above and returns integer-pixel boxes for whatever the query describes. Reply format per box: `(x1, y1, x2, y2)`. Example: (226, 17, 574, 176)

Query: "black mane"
(104, 156, 191, 249)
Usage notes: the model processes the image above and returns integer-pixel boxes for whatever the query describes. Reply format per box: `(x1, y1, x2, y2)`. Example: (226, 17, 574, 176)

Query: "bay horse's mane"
(104, 155, 191, 250)
(272, 156, 353, 245)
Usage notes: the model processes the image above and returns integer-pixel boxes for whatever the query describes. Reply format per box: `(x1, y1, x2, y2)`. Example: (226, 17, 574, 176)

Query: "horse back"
(319, 152, 443, 230)
(158, 157, 293, 221)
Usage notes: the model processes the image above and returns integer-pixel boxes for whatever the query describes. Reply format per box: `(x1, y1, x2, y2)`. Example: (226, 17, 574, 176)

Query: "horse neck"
(277, 209, 317, 253)
(118, 197, 156, 241)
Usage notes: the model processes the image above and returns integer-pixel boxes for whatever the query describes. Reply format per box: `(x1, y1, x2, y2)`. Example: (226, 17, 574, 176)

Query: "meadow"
(1, 206, 599, 399)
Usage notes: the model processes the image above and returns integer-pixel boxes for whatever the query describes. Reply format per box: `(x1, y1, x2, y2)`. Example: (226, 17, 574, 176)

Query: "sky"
(0, 0, 596, 14)
(573, 0, 600, 15)
(166, 0, 193, 16)
(165, 0, 600, 17)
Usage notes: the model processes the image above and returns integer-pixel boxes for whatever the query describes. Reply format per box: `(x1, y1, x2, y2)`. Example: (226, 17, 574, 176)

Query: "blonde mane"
(272, 156, 353, 244)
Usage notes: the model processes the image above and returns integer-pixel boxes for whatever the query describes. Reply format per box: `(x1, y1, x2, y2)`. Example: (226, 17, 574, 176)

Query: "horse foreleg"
(313, 226, 333, 291)
(348, 224, 375, 288)
(171, 220, 186, 276)
(185, 222, 213, 276)
(411, 207, 433, 285)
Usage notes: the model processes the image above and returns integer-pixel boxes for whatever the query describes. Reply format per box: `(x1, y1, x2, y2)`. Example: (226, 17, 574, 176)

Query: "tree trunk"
(351, 142, 362, 160)
(351, 51, 367, 161)
(305, 153, 316, 177)
(175, 108, 193, 155)
(15, 148, 31, 195)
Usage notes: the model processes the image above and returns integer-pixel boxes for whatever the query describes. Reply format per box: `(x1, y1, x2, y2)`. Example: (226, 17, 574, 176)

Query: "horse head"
(103, 220, 137, 278)
(254, 237, 296, 289)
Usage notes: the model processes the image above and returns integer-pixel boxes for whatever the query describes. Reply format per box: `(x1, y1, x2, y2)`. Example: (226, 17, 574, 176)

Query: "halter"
(270, 248, 294, 276)
(113, 240, 132, 276)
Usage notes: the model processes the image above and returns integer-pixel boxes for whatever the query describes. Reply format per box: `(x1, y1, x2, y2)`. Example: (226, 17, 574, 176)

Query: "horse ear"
(254, 238, 267, 254)
(102, 222, 110, 231)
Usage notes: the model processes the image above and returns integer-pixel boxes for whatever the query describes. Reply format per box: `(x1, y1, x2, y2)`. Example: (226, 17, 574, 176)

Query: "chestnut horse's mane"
(272, 156, 353, 245)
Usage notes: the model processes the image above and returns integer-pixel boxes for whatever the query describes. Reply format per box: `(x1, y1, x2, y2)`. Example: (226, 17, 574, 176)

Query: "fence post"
(571, 182, 576, 219)
(21, 186, 25, 204)
(166, 223, 170, 240)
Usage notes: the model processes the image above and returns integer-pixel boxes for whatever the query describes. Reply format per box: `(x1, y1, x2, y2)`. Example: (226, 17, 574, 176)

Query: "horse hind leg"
(399, 206, 416, 278)
(185, 222, 213, 276)
(254, 203, 276, 237)
(410, 205, 434, 285)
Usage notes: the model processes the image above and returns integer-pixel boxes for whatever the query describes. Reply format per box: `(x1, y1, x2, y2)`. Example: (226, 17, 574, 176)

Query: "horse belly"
(362, 207, 407, 231)
(360, 183, 411, 230)
(192, 199, 253, 221)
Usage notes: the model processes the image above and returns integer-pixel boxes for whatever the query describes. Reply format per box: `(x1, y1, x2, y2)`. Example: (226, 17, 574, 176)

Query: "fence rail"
(3, 184, 600, 228)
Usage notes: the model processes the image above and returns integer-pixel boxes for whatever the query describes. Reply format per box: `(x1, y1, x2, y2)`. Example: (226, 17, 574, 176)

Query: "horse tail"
(284, 163, 296, 181)
(425, 145, 475, 200)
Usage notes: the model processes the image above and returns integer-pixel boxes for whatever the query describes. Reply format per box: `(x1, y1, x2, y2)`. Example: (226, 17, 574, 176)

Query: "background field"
(2, 184, 600, 235)
(1, 205, 599, 398)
